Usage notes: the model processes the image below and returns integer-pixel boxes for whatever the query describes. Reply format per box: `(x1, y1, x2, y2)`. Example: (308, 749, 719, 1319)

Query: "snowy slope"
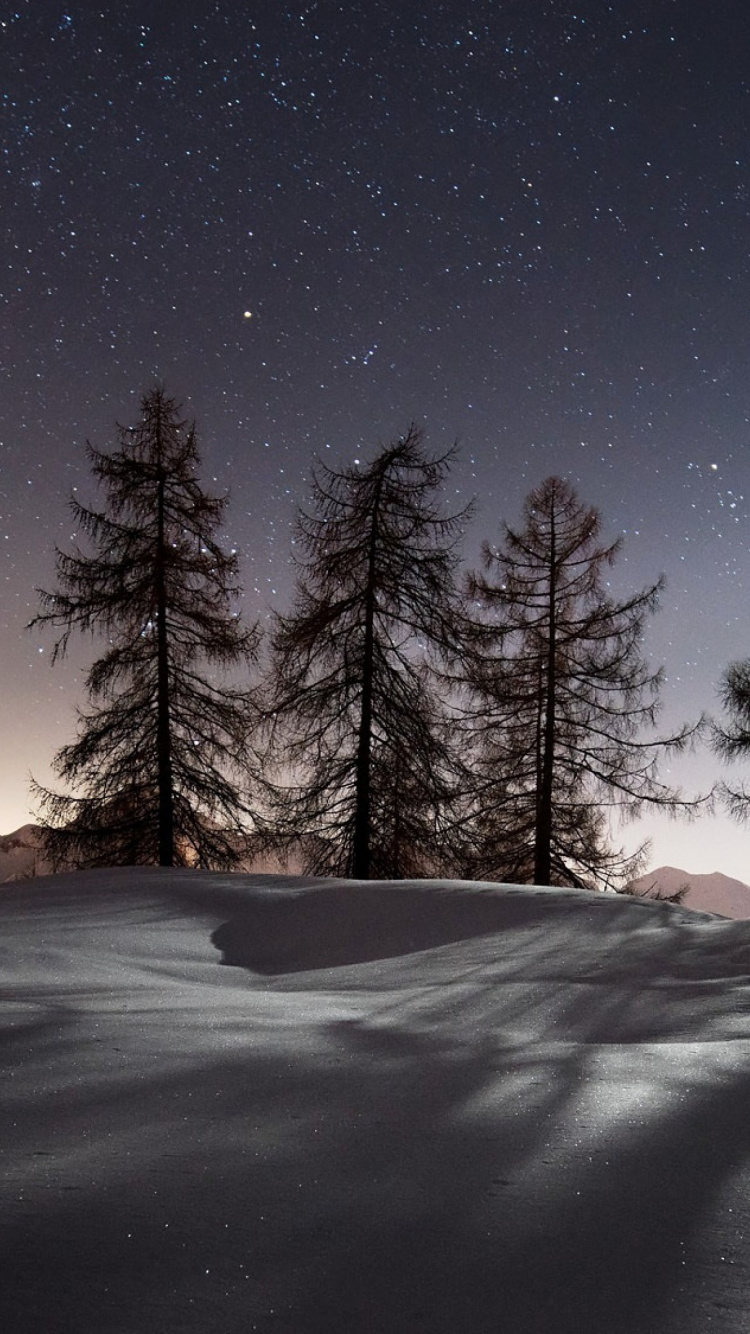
(3, 869, 750, 1333)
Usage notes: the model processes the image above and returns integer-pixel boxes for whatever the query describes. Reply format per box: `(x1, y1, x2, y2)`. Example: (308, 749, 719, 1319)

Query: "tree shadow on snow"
(6, 880, 750, 1332)
(4, 1012, 750, 1334)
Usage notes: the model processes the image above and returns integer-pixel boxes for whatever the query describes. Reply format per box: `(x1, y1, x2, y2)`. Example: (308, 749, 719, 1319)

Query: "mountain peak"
(635, 866, 750, 919)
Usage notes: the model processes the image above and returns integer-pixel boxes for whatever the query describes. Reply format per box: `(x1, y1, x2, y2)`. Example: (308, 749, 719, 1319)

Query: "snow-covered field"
(3, 870, 750, 1332)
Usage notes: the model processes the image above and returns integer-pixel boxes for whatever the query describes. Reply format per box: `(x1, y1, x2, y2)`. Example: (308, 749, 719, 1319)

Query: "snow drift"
(3, 869, 750, 1332)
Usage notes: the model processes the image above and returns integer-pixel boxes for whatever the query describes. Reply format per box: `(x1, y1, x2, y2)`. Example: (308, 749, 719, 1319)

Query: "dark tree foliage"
(264, 426, 470, 879)
(712, 660, 750, 822)
(30, 386, 260, 870)
(462, 476, 701, 890)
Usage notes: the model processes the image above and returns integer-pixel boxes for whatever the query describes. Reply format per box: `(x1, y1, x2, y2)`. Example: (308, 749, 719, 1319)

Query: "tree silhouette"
(264, 426, 470, 878)
(712, 660, 750, 822)
(31, 386, 260, 870)
(462, 476, 701, 889)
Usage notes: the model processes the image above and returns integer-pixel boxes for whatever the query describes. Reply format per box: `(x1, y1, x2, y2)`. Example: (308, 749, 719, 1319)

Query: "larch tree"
(462, 476, 701, 890)
(264, 426, 470, 879)
(712, 660, 750, 821)
(30, 386, 260, 870)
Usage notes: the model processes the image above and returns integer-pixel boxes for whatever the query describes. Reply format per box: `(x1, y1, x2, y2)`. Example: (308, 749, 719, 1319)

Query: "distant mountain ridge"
(0, 825, 290, 882)
(0, 825, 46, 882)
(632, 865, 750, 920)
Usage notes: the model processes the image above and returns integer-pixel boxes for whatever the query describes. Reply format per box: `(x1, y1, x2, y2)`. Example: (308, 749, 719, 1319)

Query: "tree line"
(30, 384, 744, 890)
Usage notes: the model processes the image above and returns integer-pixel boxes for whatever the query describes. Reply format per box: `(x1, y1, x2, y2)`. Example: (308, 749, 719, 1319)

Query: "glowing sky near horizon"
(3, 2, 750, 879)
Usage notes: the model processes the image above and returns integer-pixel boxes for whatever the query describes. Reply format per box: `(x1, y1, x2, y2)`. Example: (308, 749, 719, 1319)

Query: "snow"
(3, 868, 750, 1331)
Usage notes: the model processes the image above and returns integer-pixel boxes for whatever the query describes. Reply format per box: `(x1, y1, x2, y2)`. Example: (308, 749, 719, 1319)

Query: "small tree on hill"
(31, 386, 260, 870)
(462, 476, 702, 889)
(264, 426, 470, 878)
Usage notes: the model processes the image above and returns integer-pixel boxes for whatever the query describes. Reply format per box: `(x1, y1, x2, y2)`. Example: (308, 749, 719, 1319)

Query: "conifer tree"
(463, 476, 700, 889)
(712, 660, 750, 821)
(264, 426, 469, 878)
(31, 386, 260, 870)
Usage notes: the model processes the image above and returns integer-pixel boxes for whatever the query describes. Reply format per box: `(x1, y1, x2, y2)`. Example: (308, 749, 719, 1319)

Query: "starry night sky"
(3, 1, 750, 878)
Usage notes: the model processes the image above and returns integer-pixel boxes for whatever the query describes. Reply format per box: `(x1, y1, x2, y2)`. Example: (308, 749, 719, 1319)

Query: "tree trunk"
(534, 512, 557, 885)
(352, 473, 384, 878)
(155, 454, 174, 867)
